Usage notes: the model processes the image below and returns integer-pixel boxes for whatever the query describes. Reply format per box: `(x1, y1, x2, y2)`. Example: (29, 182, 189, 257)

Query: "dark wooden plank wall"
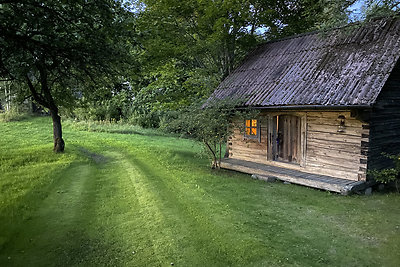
(368, 64, 400, 171)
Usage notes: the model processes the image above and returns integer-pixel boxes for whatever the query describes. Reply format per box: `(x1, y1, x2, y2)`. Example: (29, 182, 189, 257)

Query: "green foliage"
(363, 0, 400, 20)
(62, 119, 164, 136)
(311, 0, 358, 29)
(0, 107, 30, 122)
(70, 84, 134, 122)
(369, 153, 400, 191)
(0, 0, 138, 150)
(127, 0, 357, 126)
(0, 0, 136, 107)
(161, 99, 257, 168)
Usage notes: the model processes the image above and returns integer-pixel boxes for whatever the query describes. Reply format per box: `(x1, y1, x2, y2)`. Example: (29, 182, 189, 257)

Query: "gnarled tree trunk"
(50, 109, 64, 153)
(26, 65, 65, 153)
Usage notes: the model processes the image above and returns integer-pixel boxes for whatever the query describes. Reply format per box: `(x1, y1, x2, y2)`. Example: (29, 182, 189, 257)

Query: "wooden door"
(272, 115, 300, 163)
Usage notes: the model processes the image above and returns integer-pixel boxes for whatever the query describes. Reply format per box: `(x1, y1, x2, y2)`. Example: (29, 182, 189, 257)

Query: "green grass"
(0, 117, 399, 266)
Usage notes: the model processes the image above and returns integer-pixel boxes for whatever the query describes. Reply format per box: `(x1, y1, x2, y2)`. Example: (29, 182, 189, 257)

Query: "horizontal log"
(307, 138, 362, 149)
(307, 118, 363, 128)
(307, 131, 361, 144)
(230, 137, 267, 144)
(306, 111, 352, 119)
(307, 124, 364, 136)
(304, 164, 359, 181)
(231, 142, 266, 150)
(230, 145, 266, 154)
(307, 146, 364, 160)
(230, 155, 267, 164)
(306, 154, 361, 170)
(230, 150, 267, 158)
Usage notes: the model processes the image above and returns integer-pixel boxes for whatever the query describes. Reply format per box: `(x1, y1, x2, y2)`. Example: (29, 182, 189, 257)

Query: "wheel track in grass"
(110, 149, 265, 265)
(106, 151, 181, 265)
(0, 151, 139, 266)
(0, 162, 97, 266)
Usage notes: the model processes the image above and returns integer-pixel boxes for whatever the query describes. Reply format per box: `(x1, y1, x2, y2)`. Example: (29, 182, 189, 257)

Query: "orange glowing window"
(245, 119, 258, 137)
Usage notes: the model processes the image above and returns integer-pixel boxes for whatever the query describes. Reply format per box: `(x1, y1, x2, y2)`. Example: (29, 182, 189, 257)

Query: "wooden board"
(220, 158, 365, 194)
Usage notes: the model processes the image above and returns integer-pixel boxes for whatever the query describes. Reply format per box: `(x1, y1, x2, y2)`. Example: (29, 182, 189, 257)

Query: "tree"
(362, 0, 400, 19)
(162, 99, 257, 169)
(0, 81, 12, 111)
(0, 0, 136, 152)
(132, 0, 356, 122)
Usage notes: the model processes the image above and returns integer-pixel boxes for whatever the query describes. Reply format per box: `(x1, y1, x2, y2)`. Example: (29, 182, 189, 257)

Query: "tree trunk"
(51, 110, 64, 153)
(219, 141, 222, 169)
(26, 68, 65, 153)
(204, 140, 218, 169)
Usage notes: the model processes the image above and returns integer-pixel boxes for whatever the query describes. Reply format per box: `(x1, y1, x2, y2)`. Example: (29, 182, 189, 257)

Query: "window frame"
(244, 119, 260, 141)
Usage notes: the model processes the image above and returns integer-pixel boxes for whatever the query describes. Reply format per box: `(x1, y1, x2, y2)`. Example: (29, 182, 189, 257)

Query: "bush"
(369, 154, 400, 192)
(160, 99, 257, 169)
(0, 108, 30, 122)
(127, 109, 162, 128)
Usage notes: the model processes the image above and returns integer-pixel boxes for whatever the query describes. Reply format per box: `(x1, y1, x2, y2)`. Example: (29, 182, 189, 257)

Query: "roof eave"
(236, 104, 373, 110)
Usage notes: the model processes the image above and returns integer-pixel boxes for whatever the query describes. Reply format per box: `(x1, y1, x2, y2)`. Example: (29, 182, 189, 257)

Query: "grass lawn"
(0, 117, 399, 266)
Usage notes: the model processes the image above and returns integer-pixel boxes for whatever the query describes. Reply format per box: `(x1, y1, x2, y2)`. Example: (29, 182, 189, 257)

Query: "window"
(245, 119, 258, 138)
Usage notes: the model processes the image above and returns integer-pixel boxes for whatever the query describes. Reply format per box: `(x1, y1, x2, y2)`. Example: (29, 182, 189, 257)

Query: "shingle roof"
(210, 17, 400, 108)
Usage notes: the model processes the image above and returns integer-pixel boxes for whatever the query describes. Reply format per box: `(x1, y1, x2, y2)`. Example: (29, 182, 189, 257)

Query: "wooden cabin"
(209, 17, 400, 194)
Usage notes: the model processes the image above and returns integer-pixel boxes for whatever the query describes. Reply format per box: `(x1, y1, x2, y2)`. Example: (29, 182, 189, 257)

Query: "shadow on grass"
(78, 147, 109, 164)
(53, 230, 123, 266)
(0, 160, 127, 266)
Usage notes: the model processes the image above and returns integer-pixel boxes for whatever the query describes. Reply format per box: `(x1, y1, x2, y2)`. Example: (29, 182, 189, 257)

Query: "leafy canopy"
(0, 0, 136, 111)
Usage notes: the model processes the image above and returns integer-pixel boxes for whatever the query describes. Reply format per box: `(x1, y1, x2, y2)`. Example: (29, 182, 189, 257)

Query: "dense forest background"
(1, 0, 399, 147)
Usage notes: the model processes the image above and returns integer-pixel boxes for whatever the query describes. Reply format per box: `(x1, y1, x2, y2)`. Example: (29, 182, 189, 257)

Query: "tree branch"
(26, 75, 47, 108)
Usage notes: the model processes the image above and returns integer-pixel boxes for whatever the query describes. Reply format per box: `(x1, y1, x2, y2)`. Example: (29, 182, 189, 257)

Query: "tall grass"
(62, 119, 169, 137)
(0, 108, 31, 122)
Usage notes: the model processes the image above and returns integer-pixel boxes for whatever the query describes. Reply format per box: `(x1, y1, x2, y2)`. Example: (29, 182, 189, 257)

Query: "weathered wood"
(221, 158, 364, 193)
(307, 124, 364, 136)
(267, 115, 273, 160)
(307, 131, 362, 144)
(307, 141, 363, 154)
(311, 145, 367, 160)
(368, 67, 400, 171)
(229, 110, 367, 182)
(306, 117, 363, 128)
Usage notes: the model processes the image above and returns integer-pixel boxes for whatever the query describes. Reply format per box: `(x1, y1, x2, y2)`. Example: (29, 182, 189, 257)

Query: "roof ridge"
(211, 15, 400, 107)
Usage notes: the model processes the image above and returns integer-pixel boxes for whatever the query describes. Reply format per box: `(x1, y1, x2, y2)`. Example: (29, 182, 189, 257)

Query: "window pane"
(251, 127, 257, 135)
(252, 119, 257, 127)
(246, 128, 251, 135)
(246, 120, 250, 127)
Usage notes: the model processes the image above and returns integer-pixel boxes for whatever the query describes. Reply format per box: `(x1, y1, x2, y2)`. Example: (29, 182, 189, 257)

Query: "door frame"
(267, 112, 307, 167)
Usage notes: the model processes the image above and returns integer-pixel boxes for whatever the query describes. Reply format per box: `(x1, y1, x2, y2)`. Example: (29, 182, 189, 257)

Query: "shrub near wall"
(369, 154, 400, 192)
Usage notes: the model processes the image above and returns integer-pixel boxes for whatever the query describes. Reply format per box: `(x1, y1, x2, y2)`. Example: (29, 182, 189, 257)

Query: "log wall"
(228, 117, 268, 163)
(229, 111, 368, 181)
(305, 111, 368, 181)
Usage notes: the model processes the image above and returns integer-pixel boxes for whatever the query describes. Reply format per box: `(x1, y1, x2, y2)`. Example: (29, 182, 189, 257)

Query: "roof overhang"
(236, 104, 373, 110)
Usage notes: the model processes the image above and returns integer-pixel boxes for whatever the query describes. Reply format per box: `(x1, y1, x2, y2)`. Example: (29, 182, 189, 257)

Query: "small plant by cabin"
(369, 154, 400, 192)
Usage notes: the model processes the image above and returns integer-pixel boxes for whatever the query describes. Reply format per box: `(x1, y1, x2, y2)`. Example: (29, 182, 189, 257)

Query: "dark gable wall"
(368, 61, 400, 170)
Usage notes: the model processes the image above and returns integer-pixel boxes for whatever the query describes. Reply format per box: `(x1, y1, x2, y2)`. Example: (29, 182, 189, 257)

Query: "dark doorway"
(272, 115, 301, 163)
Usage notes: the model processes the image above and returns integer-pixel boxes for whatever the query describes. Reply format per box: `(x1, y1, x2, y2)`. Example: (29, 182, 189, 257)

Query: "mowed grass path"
(0, 117, 399, 266)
